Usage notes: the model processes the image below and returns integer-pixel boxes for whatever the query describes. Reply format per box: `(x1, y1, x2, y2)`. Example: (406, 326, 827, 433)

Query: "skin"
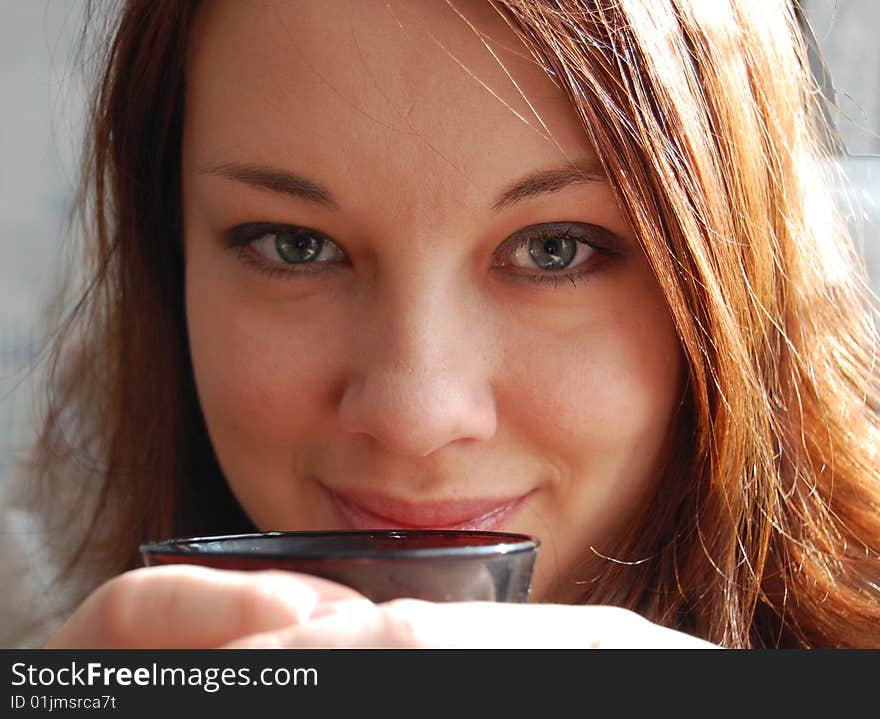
(47, 0, 704, 648)
(182, 0, 683, 603)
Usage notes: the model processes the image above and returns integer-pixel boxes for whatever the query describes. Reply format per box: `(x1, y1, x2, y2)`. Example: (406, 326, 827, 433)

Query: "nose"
(337, 274, 498, 458)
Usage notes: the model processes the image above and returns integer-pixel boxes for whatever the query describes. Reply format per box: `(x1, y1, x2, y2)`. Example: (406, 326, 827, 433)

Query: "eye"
(512, 233, 592, 271)
(498, 222, 617, 275)
(230, 223, 346, 266)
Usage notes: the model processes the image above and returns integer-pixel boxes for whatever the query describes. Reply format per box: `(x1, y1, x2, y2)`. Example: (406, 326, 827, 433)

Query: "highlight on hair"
(492, 0, 880, 646)
(27, 0, 880, 647)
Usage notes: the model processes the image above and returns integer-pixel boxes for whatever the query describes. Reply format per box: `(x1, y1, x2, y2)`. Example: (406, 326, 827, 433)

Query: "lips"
(322, 485, 527, 531)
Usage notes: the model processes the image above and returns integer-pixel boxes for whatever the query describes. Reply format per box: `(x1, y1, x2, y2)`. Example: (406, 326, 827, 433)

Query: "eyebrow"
(199, 158, 605, 212)
(198, 162, 339, 209)
(490, 160, 606, 212)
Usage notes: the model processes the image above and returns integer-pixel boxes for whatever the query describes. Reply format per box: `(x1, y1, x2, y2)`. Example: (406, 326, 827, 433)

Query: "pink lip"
(322, 485, 528, 531)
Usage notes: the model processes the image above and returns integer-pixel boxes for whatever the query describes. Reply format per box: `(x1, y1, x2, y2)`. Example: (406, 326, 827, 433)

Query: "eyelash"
(497, 224, 618, 288)
(226, 222, 620, 288)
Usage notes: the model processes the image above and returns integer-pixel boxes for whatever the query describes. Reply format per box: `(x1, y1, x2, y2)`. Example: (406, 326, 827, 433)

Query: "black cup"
(140, 530, 539, 603)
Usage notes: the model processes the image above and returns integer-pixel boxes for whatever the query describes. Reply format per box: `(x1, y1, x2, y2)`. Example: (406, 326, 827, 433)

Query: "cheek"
(185, 272, 344, 471)
(501, 289, 683, 598)
(503, 305, 682, 465)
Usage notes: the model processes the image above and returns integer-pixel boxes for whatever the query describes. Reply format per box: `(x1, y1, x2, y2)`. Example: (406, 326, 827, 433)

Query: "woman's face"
(182, 0, 683, 602)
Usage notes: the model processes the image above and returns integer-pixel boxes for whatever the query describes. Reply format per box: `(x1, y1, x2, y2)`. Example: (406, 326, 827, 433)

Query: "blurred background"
(1, 0, 879, 482)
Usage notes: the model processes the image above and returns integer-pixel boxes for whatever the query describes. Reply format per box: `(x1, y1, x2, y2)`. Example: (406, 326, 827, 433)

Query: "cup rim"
(139, 529, 540, 561)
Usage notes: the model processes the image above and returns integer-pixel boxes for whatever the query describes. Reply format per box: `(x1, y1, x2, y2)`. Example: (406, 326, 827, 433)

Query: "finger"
(224, 601, 719, 649)
(45, 565, 365, 649)
(220, 598, 388, 648)
(223, 601, 534, 649)
(231, 600, 552, 649)
(225, 598, 480, 649)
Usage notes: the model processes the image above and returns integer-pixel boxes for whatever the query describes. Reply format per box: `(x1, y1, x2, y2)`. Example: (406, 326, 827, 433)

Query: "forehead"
(185, 0, 594, 212)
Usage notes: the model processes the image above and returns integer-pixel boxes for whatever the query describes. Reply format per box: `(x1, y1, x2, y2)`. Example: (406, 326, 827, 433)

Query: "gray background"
(1, 1, 86, 479)
(1, 1, 879, 480)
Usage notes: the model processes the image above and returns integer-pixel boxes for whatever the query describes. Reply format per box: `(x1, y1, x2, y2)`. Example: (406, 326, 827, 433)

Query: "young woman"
(6, 0, 880, 647)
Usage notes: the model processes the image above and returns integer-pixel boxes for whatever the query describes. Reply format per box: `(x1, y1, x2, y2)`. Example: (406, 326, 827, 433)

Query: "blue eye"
(527, 236, 578, 269)
(514, 234, 592, 271)
(501, 222, 617, 277)
(229, 224, 346, 266)
(226, 220, 618, 286)
(275, 230, 324, 263)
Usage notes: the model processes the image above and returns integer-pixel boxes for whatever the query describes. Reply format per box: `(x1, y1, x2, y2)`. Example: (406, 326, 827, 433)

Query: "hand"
(43, 565, 368, 648)
(222, 599, 719, 648)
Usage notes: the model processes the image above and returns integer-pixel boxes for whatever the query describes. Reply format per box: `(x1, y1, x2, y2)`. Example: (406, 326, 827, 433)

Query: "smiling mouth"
(321, 484, 529, 531)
